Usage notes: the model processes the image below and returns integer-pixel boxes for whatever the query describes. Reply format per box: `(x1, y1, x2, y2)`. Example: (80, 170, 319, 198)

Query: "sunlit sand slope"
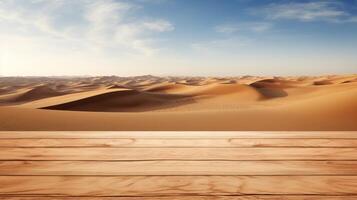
(0, 75, 356, 130)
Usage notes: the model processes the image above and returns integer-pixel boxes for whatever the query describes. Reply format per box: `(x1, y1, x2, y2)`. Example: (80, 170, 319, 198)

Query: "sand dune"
(145, 82, 190, 93)
(20, 88, 125, 109)
(43, 89, 193, 112)
(11, 85, 68, 103)
(0, 74, 356, 130)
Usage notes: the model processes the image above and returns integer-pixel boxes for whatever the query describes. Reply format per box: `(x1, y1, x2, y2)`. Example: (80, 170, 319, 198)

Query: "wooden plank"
(1, 138, 357, 148)
(1, 132, 356, 198)
(1, 196, 357, 200)
(0, 131, 357, 139)
(1, 176, 357, 195)
(1, 161, 357, 175)
(0, 148, 356, 161)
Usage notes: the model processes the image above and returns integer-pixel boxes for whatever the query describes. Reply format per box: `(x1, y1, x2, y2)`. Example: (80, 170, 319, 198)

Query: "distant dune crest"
(0, 75, 356, 130)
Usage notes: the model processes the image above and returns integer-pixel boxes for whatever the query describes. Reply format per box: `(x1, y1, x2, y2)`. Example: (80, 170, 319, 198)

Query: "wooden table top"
(0, 131, 356, 199)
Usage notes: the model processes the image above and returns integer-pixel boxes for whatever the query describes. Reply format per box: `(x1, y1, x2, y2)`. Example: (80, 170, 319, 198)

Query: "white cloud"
(0, 0, 176, 76)
(261, 1, 356, 23)
(135, 0, 172, 4)
(215, 22, 272, 34)
(0, 0, 174, 55)
(85, 1, 131, 24)
(191, 37, 252, 52)
(143, 19, 174, 32)
(0, 0, 68, 38)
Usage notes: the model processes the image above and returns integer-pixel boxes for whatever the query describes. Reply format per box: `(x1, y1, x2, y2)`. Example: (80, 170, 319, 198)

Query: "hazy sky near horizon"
(0, 0, 357, 76)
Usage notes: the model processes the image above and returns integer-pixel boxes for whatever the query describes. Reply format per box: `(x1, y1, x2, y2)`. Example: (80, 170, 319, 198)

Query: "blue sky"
(0, 0, 357, 76)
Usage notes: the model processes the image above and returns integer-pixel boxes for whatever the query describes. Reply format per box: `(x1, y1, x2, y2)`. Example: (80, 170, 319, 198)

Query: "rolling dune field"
(0, 75, 356, 130)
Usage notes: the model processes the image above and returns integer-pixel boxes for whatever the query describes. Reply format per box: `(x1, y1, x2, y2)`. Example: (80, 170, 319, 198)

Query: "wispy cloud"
(135, 0, 173, 4)
(215, 22, 273, 34)
(0, 0, 174, 55)
(143, 19, 175, 32)
(191, 37, 252, 53)
(260, 1, 356, 23)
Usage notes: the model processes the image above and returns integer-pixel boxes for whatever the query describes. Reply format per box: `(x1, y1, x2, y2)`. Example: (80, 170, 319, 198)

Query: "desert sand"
(0, 74, 356, 130)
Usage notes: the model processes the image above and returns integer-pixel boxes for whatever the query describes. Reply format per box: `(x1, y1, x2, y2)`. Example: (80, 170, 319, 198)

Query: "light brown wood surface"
(1, 176, 357, 195)
(1, 160, 357, 175)
(1, 147, 356, 160)
(0, 131, 357, 199)
(1, 138, 357, 147)
(2, 196, 357, 200)
(1, 131, 357, 138)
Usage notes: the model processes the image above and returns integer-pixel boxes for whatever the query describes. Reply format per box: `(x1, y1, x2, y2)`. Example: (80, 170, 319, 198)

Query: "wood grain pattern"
(1, 138, 357, 147)
(1, 176, 357, 196)
(0, 195, 357, 200)
(1, 160, 357, 175)
(1, 131, 357, 198)
(0, 147, 356, 160)
(1, 131, 357, 139)
(1, 196, 357, 200)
